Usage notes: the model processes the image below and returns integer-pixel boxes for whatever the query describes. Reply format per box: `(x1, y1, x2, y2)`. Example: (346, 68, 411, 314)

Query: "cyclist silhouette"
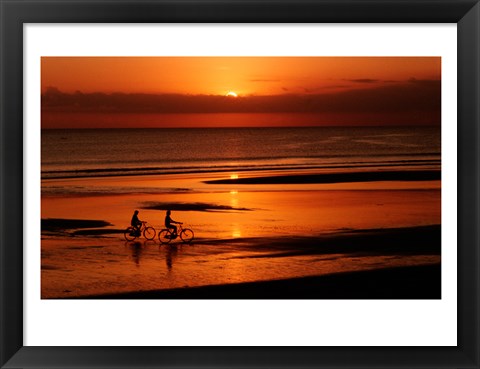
(165, 210, 182, 236)
(131, 210, 142, 235)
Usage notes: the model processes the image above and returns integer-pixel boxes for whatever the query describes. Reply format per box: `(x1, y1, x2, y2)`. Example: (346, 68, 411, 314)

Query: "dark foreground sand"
(70, 264, 440, 300)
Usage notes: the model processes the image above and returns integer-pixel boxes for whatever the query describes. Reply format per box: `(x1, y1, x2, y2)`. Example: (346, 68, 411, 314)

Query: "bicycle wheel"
(124, 227, 136, 241)
(143, 226, 156, 240)
(158, 229, 172, 244)
(180, 228, 194, 243)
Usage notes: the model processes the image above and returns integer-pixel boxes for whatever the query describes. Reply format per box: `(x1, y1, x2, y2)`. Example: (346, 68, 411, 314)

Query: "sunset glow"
(41, 57, 441, 128)
(41, 56, 441, 299)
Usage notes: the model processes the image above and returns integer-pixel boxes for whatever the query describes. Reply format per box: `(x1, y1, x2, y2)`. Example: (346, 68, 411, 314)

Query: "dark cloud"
(347, 79, 379, 84)
(408, 78, 441, 86)
(42, 80, 440, 115)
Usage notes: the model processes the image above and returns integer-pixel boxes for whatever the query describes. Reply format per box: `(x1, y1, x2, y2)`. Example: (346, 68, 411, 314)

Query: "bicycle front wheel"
(124, 227, 136, 241)
(143, 226, 156, 240)
(158, 229, 172, 244)
(180, 228, 194, 243)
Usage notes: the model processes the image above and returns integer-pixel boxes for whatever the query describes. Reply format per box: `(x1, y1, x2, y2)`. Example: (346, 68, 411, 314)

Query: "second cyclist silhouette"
(158, 210, 194, 244)
(165, 210, 182, 237)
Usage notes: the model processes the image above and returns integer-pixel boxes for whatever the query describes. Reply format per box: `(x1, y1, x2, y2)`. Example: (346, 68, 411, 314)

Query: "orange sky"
(41, 57, 441, 128)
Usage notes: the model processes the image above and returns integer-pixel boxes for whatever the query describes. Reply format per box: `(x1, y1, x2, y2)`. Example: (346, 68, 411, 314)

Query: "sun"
(226, 91, 238, 97)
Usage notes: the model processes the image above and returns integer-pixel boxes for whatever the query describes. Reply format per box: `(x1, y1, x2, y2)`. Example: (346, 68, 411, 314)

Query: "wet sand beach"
(41, 171, 441, 299)
(74, 264, 441, 300)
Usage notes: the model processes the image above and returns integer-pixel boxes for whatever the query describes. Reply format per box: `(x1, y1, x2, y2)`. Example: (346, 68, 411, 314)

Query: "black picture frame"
(1, 0, 479, 368)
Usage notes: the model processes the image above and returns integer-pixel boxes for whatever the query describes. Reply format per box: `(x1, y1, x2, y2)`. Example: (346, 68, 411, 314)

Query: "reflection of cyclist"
(165, 210, 182, 236)
(131, 210, 142, 235)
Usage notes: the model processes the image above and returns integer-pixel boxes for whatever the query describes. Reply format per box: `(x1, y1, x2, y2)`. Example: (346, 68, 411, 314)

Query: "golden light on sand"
(230, 174, 239, 179)
(226, 91, 238, 97)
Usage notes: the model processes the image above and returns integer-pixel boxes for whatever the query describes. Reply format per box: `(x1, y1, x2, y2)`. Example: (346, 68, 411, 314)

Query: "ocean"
(41, 126, 440, 180)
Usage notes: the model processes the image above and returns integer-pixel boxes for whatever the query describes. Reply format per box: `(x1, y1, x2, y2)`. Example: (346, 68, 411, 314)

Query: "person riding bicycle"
(131, 210, 143, 236)
(165, 210, 182, 237)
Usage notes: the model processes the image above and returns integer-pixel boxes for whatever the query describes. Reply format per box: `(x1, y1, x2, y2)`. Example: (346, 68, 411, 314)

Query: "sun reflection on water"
(230, 189, 239, 209)
(232, 225, 242, 238)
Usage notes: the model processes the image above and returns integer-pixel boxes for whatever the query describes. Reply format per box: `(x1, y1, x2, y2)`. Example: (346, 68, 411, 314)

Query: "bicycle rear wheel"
(143, 226, 156, 240)
(158, 229, 172, 244)
(124, 227, 136, 241)
(180, 228, 194, 243)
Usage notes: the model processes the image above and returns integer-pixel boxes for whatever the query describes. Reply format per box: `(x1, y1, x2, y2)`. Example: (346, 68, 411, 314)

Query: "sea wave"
(42, 157, 440, 179)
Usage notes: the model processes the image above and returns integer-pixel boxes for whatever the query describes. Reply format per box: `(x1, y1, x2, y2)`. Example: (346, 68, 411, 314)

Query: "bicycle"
(124, 221, 156, 241)
(158, 223, 194, 244)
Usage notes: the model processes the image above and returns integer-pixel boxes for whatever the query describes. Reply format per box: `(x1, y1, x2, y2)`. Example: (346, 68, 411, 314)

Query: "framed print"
(1, 0, 479, 368)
